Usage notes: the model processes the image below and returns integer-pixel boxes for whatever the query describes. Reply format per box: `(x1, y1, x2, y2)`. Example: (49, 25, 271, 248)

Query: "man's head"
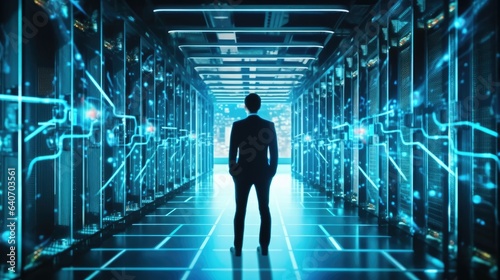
(244, 93, 261, 113)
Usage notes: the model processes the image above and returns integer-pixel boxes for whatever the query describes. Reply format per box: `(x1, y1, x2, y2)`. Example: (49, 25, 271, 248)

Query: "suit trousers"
(232, 175, 272, 251)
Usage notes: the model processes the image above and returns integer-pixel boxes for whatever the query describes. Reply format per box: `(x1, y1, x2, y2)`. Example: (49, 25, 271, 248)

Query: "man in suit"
(228, 93, 278, 257)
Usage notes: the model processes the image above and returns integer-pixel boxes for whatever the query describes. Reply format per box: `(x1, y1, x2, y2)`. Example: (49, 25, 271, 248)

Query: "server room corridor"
(49, 164, 443, 280)
(1, 0, 499, 279)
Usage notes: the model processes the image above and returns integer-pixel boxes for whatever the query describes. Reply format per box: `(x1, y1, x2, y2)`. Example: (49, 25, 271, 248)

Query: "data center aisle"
(51, 164, 444, 280)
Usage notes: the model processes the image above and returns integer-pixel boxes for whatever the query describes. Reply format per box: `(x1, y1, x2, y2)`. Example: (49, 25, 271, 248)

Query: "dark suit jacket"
(229, 115, 278, 179)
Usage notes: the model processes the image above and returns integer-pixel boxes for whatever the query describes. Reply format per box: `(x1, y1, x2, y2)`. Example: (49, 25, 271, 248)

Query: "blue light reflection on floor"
(51, 164, 444, 280)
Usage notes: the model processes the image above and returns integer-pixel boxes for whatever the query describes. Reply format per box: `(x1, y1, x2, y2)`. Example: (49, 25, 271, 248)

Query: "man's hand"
(229, 161, 242, 177)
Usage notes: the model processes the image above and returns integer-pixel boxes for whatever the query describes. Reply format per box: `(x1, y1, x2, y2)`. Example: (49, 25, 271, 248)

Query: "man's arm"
(269, 122, 278, 177)
(228, 122, 240, 176)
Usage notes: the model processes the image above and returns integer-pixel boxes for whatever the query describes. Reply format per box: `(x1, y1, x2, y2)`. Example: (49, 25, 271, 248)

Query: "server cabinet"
(364, 36, 381, 216)
(318, 75, 328, 191)
(357, 41, 369, 211)
(454, 0, 499, 277)
(343, 54, 355, 203)
(102, 17, 127, 224)
(0, 1, 22, 278)
(124, 28, 142, 212)
(386, 5, 414, 233)
(0, 1, 213, 277)
(378, 22, 390, 223)
(155, 51, 169, 198)
(349, 52, 360, 205)
(324, 69, 334, 197)
(291, 97, 298, 174)
(332, 67, 344, 199)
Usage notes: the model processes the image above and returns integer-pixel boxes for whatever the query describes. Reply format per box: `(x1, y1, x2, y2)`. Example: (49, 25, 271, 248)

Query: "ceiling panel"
(127, 1, 378, 103)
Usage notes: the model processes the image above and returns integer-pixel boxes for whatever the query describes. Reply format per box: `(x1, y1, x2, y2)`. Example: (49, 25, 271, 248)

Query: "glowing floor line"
(277, 201, 302, 280)
(154, 224, 183, 249)
(85, 249, 126, 280)
(319, 224, 343, 250)
(381, 251, 420, 280)
(180, 201, 228, 280)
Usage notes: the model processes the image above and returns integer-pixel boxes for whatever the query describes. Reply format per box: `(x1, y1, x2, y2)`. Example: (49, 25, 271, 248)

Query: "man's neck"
(248, 112, 258, 116)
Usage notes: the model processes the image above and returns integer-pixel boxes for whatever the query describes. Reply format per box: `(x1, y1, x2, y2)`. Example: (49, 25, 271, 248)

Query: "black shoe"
(230, 247, 241, 257)
(257, 246, 268, 256)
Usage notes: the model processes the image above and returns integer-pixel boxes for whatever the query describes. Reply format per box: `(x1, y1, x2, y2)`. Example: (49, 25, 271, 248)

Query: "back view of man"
(228, 93, 278, 257)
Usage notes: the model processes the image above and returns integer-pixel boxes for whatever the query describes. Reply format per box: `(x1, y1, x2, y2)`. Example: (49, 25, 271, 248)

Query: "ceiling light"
(168, 28, 334, 34)
(154, 6, 349, 13)
(195, 65, 310, 70)
(210, 89, 290, 93)
(180, 44, 323, 48)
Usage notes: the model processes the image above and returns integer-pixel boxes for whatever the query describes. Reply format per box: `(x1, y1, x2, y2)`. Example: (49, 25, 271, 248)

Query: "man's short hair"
(245, 93, 261, 113)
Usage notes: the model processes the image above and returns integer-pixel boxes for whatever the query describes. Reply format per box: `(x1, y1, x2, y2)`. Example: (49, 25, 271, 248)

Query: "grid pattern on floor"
(51, 165, 444, 280)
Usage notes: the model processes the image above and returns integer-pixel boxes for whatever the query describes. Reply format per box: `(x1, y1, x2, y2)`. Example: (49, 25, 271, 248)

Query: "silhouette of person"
(229, 93, 278, 257)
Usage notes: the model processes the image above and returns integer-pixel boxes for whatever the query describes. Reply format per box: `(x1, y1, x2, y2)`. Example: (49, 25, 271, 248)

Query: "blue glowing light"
(472, 195, 482, 204)
(484, 182, 495, 189)
(453, 17, 465, 29)
(414, 191, 421, 199)
(1, 231, 10, 243)
(429, 190, 437, 197)
(412, 91, 424, 107)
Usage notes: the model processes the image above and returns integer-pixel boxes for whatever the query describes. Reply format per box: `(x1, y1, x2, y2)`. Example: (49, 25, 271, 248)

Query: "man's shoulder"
(262, 118, 274, 126)
(233, 119, 244, 125)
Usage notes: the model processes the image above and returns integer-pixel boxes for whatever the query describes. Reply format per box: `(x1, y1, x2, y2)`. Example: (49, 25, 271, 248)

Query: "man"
(228, 93, 278, 257)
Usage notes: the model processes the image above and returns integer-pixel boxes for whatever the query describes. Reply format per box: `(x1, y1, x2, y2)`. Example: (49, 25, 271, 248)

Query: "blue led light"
(1, 231, 10, 244)
(413, 191, 421, 199)
(472, 195, 482, 204)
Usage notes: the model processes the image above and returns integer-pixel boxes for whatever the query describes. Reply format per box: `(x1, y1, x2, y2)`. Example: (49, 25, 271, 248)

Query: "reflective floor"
(51, 165, 444, 280)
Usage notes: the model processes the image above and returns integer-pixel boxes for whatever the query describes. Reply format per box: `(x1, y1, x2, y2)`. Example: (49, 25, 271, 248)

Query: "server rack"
(332, 66, 344, 199)
(0, 1, 213, 278)
(325, 69, 334, 197)
(290, 0, 498, 277)
(378, 19, 390, 223)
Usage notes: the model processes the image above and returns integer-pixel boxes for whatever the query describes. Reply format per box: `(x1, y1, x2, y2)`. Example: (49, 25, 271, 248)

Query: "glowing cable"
(0, 94, 71, 142)
(449, 135, 500, 168)
(134, 149, 157, 182)
(313, 146, 328, 163)
(85, 70, 138, 137)
(358, 166, 379, 190)
(359, 110, 394, 124)
(373, 143, 408, 181)
(332, 122, 349, 130)
(27, 121, 98, 178)
(431, 112, 498, 137)
(429, 113, 499, 167)
(133, 141, 170, 182)
(377, 123, 455, 176)
(25, 122, 55, 142)
(96, 135, 152, 195)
